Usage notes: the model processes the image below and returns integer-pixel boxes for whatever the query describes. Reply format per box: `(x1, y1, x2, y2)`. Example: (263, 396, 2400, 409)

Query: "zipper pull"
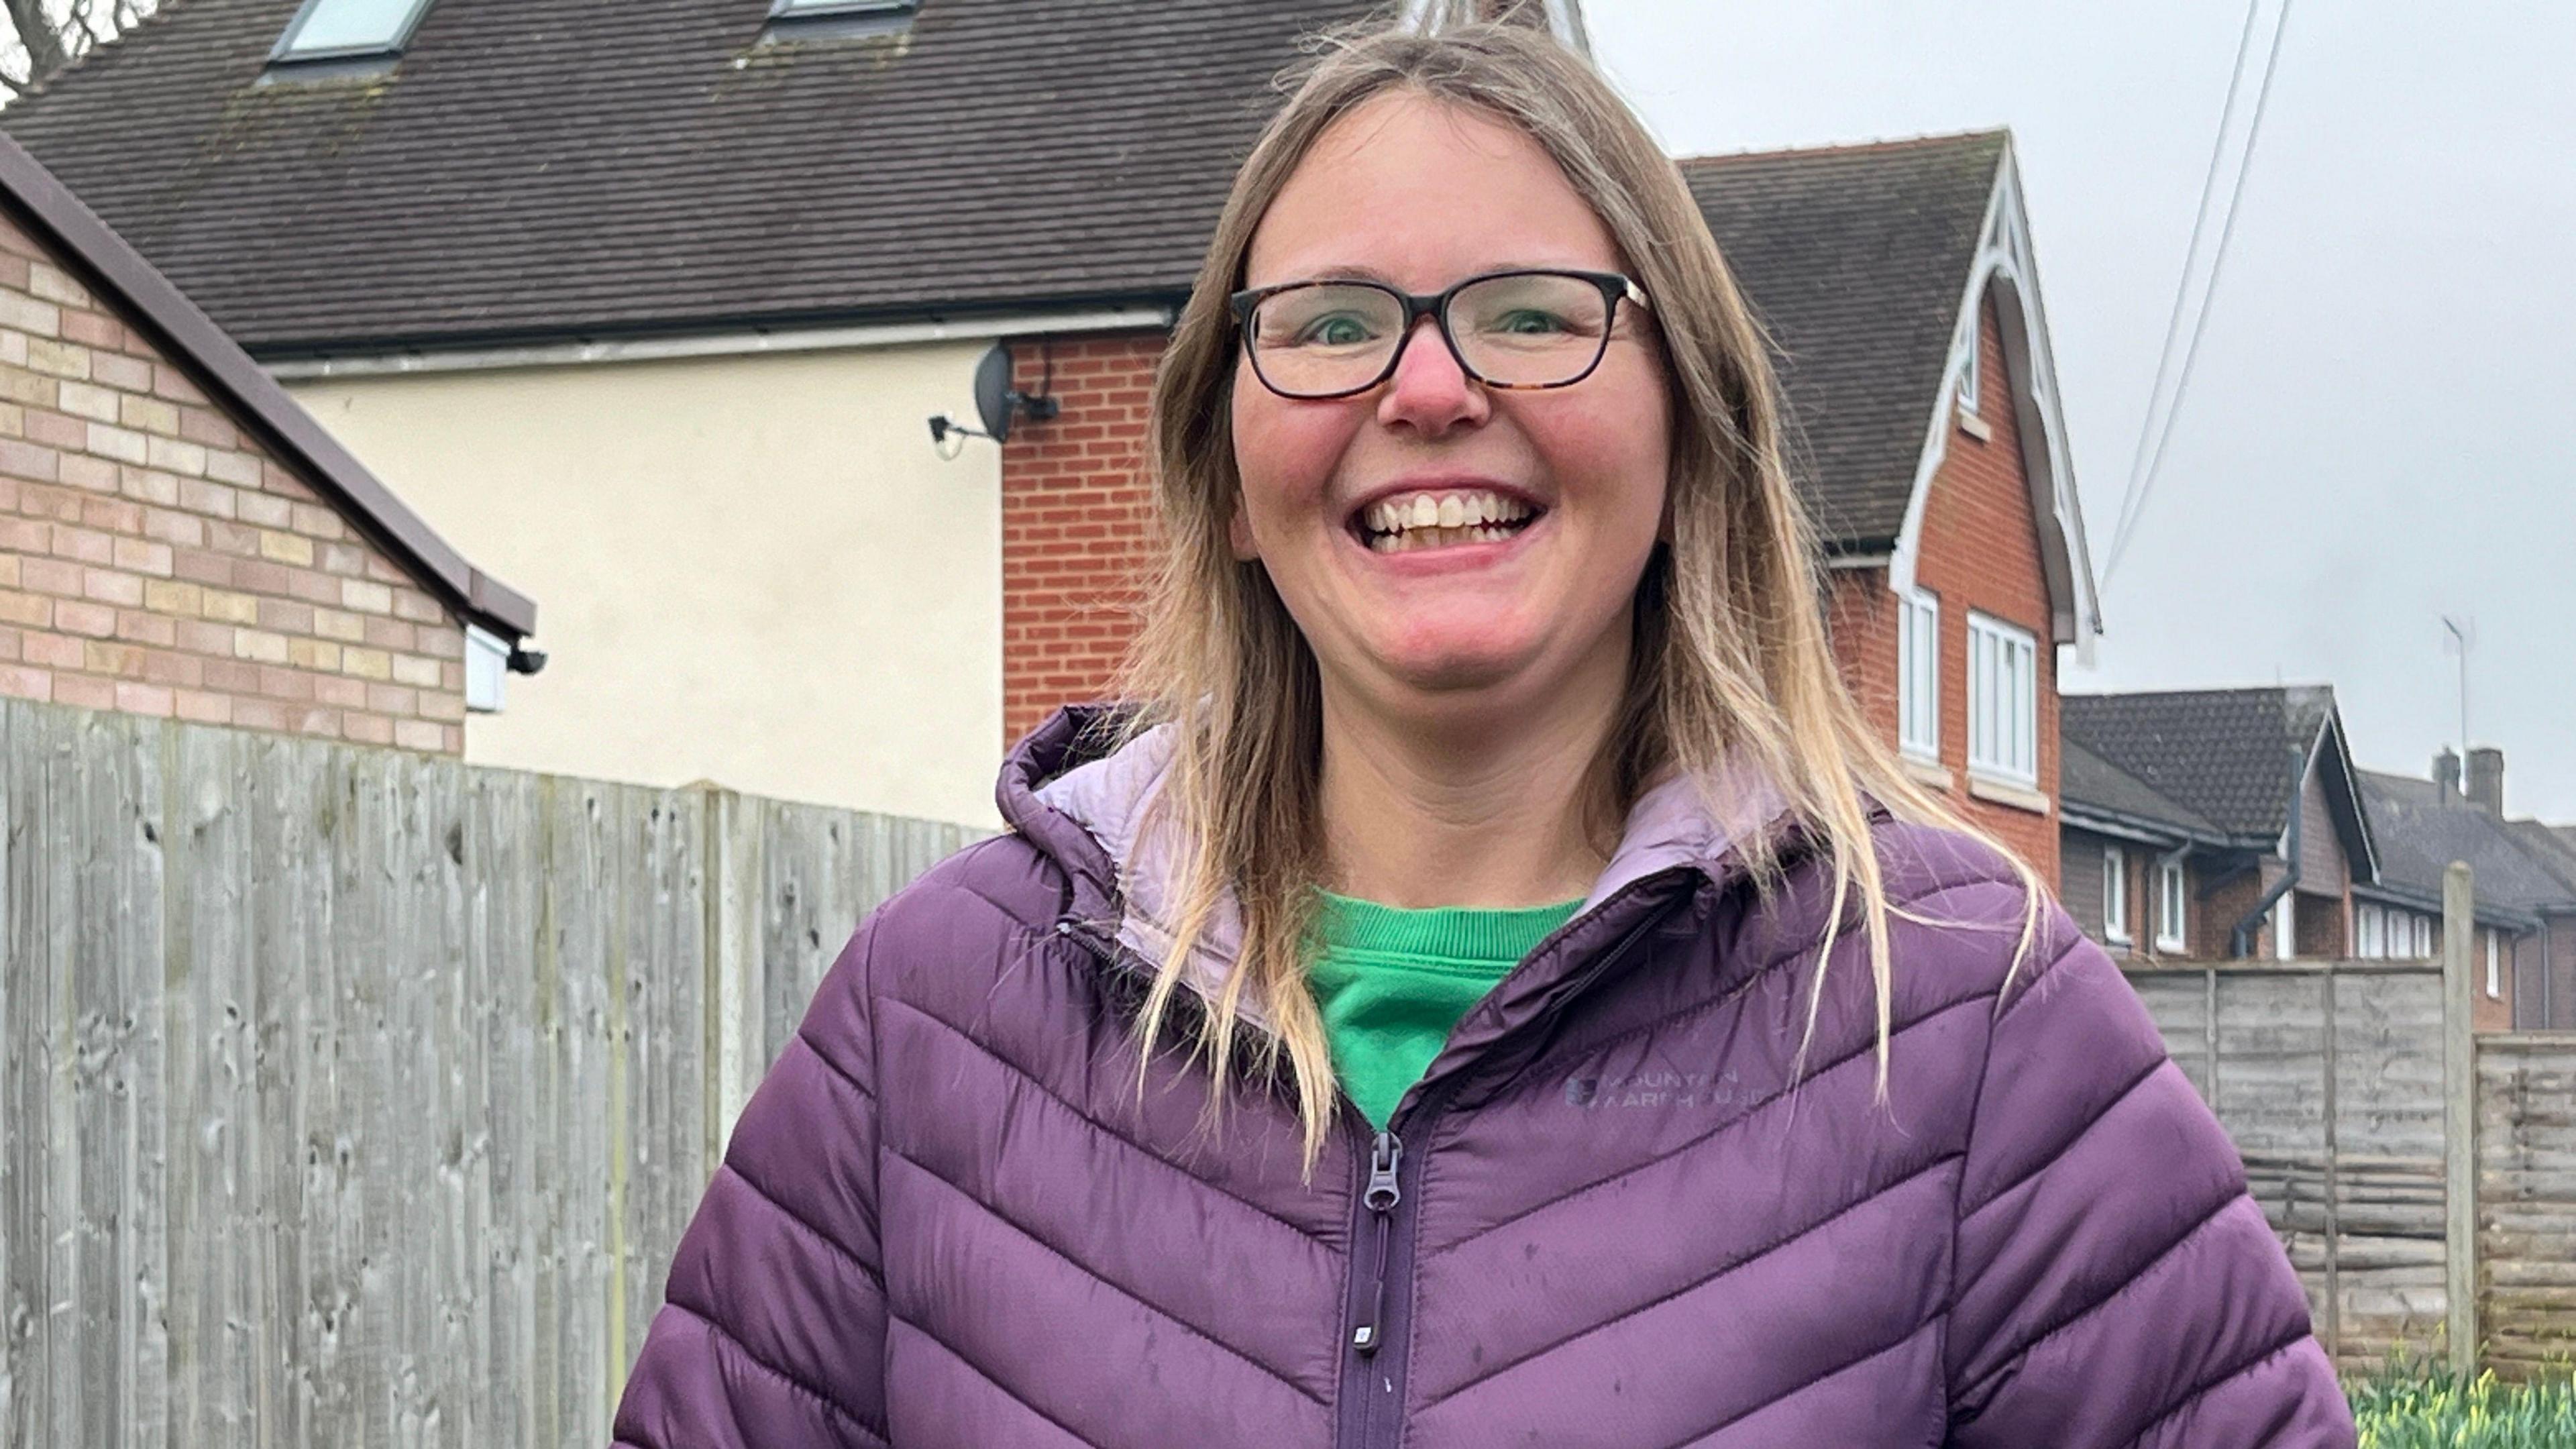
(1352, 1130, 1402, 1354)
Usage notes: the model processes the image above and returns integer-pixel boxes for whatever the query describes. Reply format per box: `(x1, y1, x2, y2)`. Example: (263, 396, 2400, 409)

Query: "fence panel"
(0, 697, 985, 1446)
(2479, 1034, 2576, 1379)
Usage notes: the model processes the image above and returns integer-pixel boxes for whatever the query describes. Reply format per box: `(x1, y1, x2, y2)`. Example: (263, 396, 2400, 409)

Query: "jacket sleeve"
(1944, 906, 2355, 1448)
(612, 918, 892, 1449)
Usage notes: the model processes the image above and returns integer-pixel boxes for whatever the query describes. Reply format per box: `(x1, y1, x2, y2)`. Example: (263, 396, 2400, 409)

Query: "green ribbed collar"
(1316, 889, 1584, 968)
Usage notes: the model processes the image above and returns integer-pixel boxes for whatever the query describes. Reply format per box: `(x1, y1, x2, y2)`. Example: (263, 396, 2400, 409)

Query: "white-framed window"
(2102, 846, 2131, 944)
(2156, 859, 2187, 953)
(2415, 914, 2434, 959)
(271, 0, 436, 61)
(2486, 932, 2503, 1000)
(1898, 588, 1939, 761)
(2273, 890, 2297, 961)
(772, 0, 918, 15)
(1958, 319, 1982, 417)
(2357, 904, 2383, 959)
(1966, 613, 2038, 786)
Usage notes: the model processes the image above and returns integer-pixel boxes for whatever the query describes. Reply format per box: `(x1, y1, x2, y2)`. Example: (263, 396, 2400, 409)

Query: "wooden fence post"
(704, 784, 763, 1161)
(2443, 860, 2479, 1377)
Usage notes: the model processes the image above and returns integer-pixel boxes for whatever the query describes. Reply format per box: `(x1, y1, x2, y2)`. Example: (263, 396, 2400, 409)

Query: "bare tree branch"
(0, 0, 155, 102)
(3, 0, 72, 85)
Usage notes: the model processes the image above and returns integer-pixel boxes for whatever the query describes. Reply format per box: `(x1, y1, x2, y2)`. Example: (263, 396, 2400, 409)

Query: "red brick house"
(2059, 686, 2377, 964)
(0, 131, 536, 752)
(2358, 748, 2576, 1031)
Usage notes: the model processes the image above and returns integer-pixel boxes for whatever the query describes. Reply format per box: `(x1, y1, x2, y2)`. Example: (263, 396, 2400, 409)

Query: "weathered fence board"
(2479, 1034, 2576, 1379)
(1, 698, 984, 1448)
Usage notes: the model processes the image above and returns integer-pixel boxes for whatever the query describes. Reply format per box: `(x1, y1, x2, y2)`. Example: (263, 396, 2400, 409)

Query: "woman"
(614, 13, 2353, 1448)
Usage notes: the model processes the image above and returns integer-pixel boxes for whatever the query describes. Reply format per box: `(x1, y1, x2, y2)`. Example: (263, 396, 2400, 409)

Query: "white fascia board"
(263, 305, 1180, 380)
(1888, 140, 2101, 662)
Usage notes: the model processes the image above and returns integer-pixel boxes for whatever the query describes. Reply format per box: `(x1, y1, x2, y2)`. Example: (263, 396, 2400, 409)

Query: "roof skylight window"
(771, 0, 918, 15)
(761, 0, 920, 43)
(270, 0, 437, 64)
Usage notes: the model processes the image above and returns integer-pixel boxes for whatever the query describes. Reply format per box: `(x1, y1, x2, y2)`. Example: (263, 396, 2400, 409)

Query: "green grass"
(2348, 1365, 2576, 1446)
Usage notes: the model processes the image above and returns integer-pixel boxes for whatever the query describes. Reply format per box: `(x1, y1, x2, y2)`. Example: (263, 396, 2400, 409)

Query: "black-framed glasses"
(1228, 268, 1650, 400)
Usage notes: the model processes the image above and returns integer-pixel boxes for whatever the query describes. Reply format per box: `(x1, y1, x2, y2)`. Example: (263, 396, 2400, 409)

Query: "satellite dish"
(974, 344, 1021, 441)
(928, 343, 1060, 452)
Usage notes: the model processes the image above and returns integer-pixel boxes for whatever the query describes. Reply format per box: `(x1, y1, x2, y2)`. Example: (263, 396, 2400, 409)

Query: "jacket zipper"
(1058, 877, 1696, 1449)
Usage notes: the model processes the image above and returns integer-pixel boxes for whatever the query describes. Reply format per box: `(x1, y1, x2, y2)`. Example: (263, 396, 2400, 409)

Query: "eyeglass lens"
(1247, 273, 1613, 397)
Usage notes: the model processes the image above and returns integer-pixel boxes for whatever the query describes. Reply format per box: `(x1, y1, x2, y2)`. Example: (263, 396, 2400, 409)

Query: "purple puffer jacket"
(612, 705, 2355, 1448)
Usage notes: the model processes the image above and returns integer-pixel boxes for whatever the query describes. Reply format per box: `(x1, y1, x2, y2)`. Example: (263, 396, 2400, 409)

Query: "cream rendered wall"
(285, 341, 1004, 826)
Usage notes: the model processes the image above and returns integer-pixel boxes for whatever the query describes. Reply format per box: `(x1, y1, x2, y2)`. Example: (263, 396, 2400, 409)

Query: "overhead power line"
(2100, 0, 2297, 590)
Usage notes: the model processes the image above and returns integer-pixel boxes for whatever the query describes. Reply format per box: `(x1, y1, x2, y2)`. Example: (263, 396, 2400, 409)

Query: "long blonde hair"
(1107, 5, 2041, 1173)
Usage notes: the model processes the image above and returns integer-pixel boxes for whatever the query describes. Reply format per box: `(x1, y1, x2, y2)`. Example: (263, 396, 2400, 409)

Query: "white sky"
(1589, 0, 2576, 820)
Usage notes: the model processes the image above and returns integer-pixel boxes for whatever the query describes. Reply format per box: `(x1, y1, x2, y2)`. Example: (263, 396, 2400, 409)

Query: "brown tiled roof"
(2061, 738, 2220, 841)
(0, 128, 535, 641)
(2060, 686, 2342, 843)
(1, 0, 1381, 352)
(1680, 133, 2005, 550)
(2359, 771, 2576, 916)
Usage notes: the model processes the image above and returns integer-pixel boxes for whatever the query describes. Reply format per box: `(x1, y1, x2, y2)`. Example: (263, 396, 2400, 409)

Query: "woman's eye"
(1489, 309, 1570, 335)
(1297, 314, 1377, 347)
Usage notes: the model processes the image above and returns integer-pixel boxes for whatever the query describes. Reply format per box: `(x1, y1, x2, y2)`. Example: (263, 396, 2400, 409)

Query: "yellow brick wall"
(0, 211, 467, 751)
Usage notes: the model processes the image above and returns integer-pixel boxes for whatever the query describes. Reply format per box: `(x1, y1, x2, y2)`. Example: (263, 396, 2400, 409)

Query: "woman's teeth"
(1360, 489, 1536, 553)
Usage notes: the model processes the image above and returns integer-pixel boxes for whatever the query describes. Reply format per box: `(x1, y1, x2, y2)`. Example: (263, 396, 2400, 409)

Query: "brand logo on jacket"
(1562, 1068, 1741, 1110)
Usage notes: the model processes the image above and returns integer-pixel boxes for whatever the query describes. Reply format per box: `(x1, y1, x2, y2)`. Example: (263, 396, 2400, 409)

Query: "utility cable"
(2102, 0, 2296, 589)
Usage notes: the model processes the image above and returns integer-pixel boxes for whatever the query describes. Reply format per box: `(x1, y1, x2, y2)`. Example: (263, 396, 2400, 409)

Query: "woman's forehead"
(1243, 90, 1623, 288)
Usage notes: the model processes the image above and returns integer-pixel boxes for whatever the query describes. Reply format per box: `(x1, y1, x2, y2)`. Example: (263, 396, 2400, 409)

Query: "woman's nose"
(1377, 315, 1491, 437)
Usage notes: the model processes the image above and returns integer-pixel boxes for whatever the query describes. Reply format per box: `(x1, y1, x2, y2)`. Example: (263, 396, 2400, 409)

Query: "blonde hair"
(1107, 6, 2041, 1173)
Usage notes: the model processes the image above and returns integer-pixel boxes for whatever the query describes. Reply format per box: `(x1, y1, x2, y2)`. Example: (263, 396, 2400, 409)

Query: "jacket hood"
(997, 704, 1795, 1039)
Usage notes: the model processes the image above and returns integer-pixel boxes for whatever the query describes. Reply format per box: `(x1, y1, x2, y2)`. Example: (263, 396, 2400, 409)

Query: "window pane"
(279, 0, 431, 56)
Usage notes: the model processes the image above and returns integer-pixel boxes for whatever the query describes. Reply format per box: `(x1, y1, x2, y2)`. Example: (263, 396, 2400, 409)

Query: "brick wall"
(0, 213, 468, 751)
(998, 332, 1165, 747)
(1896, 294, 2071, 881)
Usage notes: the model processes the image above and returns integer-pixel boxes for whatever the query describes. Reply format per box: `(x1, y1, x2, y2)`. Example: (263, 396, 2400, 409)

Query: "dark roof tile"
(2060, 686, 2337, 842)
(1679, 133, 2002, 548)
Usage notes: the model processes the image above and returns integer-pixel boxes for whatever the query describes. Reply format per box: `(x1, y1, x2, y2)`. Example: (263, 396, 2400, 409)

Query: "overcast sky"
(1589, 1, 2576, 820)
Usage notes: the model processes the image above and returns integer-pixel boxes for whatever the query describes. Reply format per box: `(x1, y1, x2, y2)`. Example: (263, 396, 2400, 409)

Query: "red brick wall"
(0, 212, 468, 751)
(999, 333, 1165, 747)
(1837, 292, 2061, 885)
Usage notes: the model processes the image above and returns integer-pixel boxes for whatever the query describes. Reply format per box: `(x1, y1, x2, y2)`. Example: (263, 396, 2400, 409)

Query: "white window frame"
(2486, 932, 2503, 1000)
(1958, 319, 1982, 417)
(2357, 904, 2383, 960)
(271, 0, 437, 61)
(2414, 915, 2434, 959)
(2102, 846, 2131, 945)
(2273, 890, 2297, 961)
(772, 0, 918, 14)
(1966, 612, 2038, 787)
(2155, 859, 2186, 953)
(1898, 588, 1939, 761)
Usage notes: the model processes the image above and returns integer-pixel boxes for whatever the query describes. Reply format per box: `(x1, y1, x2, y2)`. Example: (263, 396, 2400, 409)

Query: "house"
(2058, 687, 2377, 961)
(3, 0, 2098, 839)
(2358, 748, 2576, 1030)
(0, 128, 534, 751)
(1681, 136, 2099, 881)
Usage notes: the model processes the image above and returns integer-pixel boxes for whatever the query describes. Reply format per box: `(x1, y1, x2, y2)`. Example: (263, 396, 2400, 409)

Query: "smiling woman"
(610, 9, 2355, 1448)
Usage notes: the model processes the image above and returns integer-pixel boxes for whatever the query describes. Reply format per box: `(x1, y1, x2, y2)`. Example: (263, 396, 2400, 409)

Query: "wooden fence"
(2122, 864, 2576, 1379)
(1, 698, 985, 1448)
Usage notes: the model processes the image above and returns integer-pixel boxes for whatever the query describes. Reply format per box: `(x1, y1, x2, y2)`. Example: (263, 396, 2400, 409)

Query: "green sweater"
(1309, 890, 1585, 1130)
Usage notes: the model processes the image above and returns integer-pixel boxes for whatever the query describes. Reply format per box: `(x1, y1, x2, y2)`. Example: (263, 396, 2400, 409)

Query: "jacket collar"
(998, 703, 1795, 1041)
